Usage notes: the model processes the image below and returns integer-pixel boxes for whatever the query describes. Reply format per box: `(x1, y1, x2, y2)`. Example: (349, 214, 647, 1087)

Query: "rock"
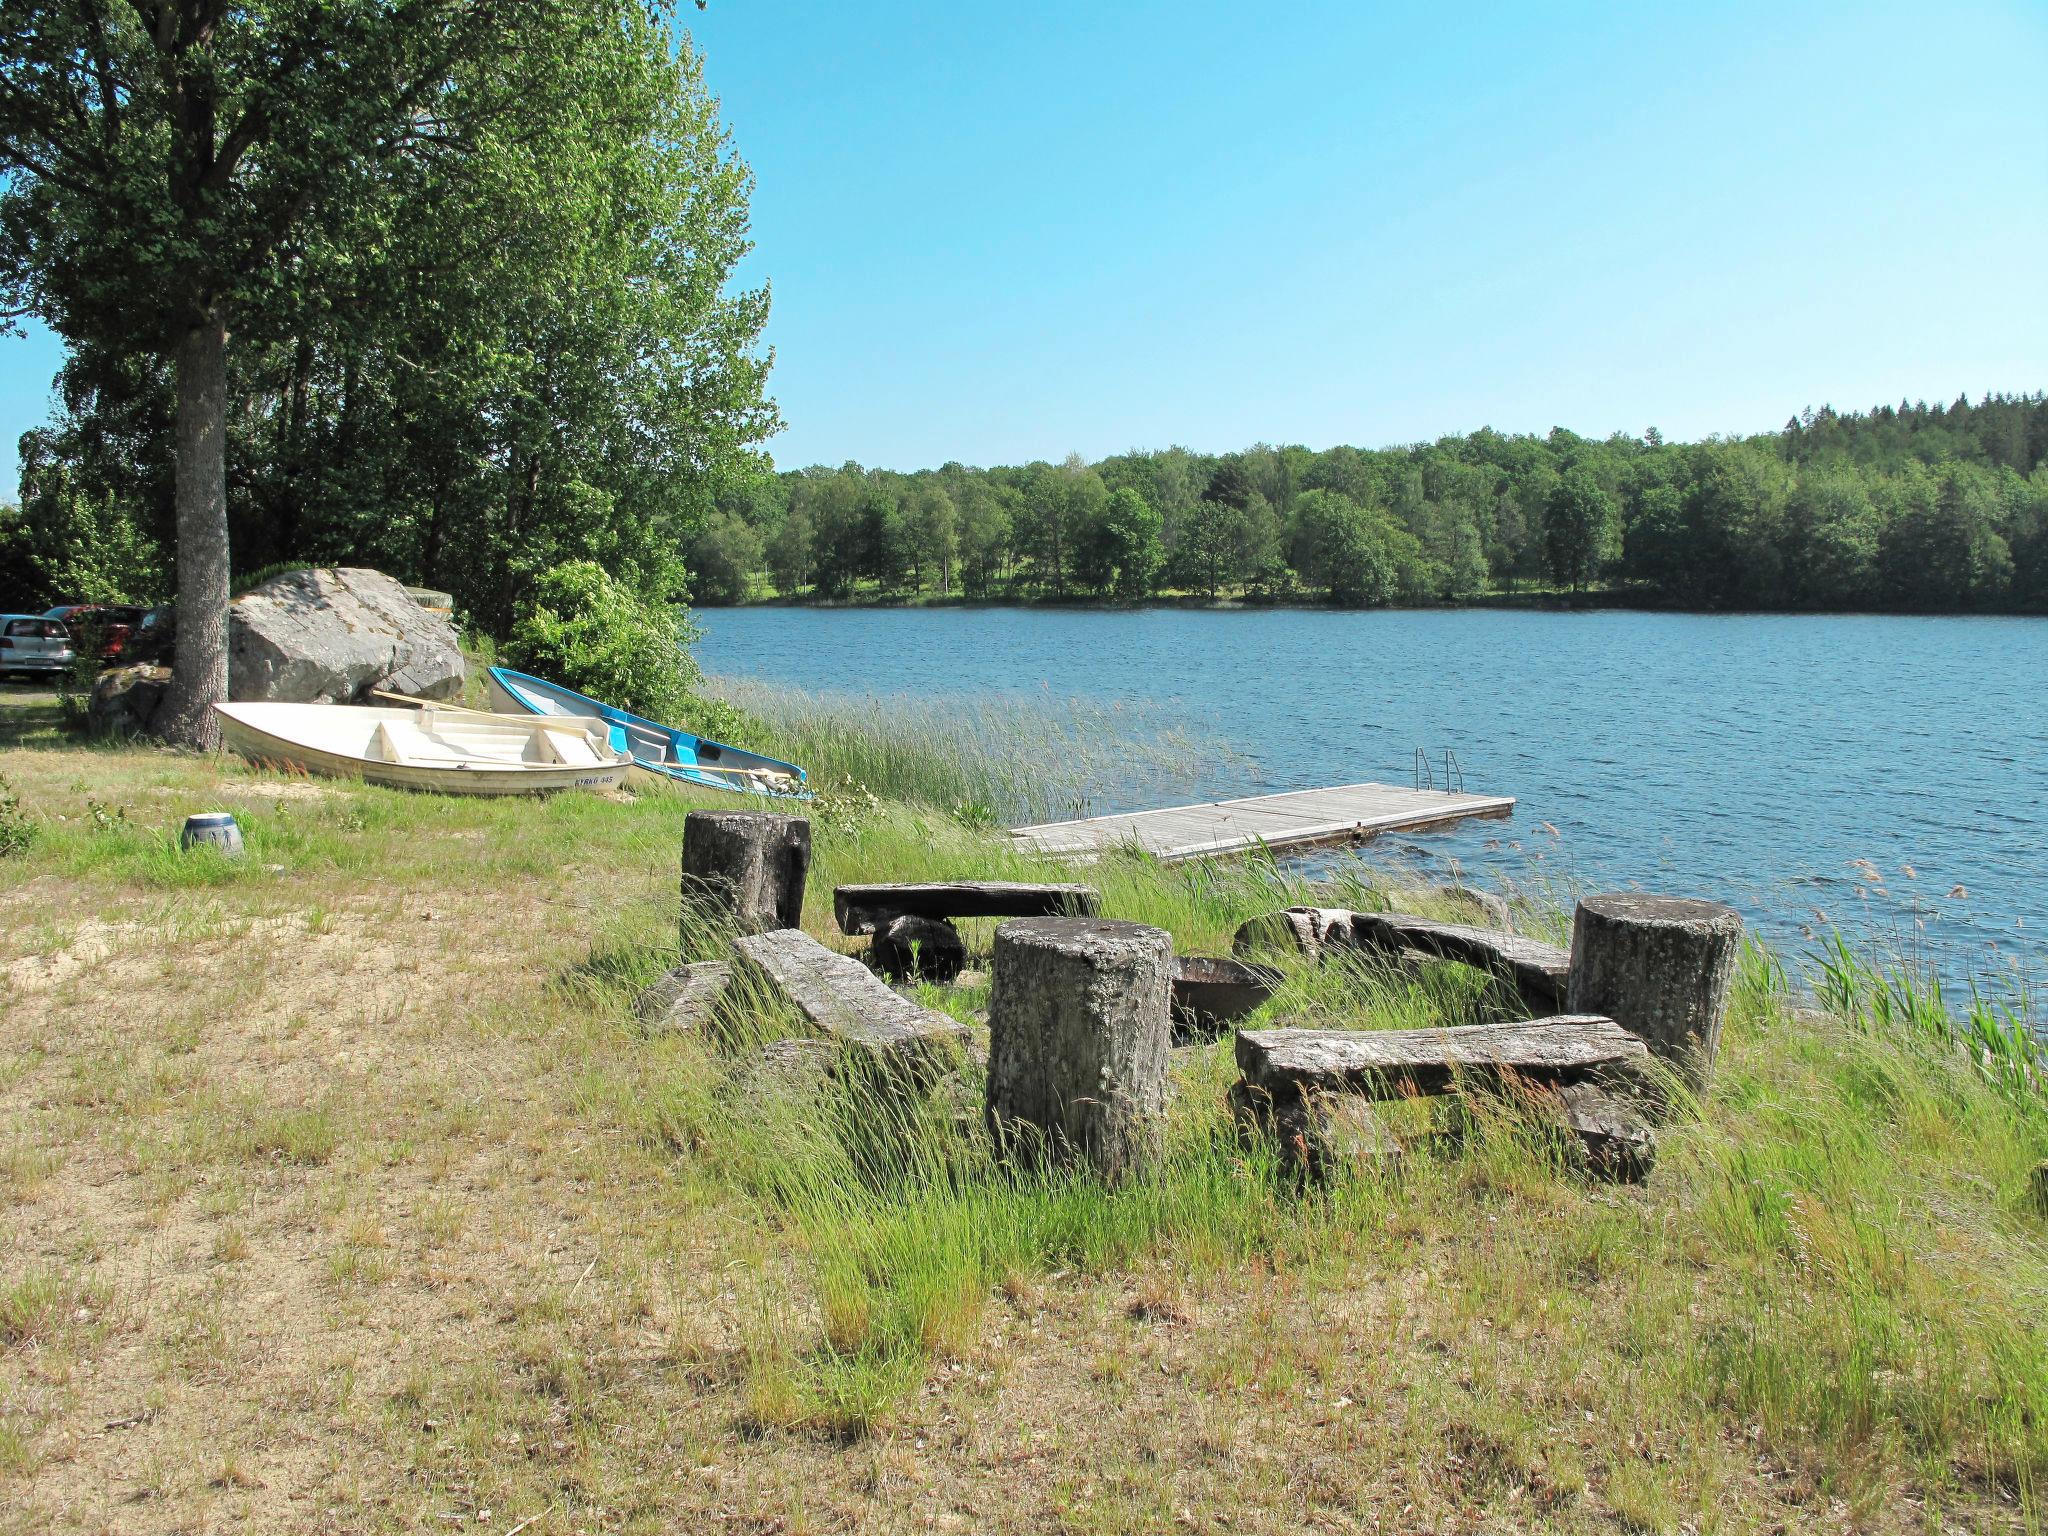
(227, 567, 463, 704)
(869, 914, 968, 984)
(85, 665, 171, 737)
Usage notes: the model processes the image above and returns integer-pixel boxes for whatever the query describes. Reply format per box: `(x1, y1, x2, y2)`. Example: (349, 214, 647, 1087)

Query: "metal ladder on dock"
(1413, 747, 1465, 794)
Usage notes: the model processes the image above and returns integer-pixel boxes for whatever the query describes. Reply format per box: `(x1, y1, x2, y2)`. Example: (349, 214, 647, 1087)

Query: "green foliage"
(2, 2, 777, 640)
(1290, 489, 1398, 603)
(715, 394, 2048, 612)
(0, 469, 162, 613)
(689, 513, 765, 607)
(1542, 466, 1620, 592)
(1076, 487, 1163, 598)
(0, 774, 32, 858)
(504, 560, 707, 728)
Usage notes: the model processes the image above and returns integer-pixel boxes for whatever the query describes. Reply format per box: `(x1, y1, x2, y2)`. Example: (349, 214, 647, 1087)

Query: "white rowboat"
(213, 702, 632, 796)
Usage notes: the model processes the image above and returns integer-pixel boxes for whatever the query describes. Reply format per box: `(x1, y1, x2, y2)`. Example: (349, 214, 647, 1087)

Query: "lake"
(698, 606, 2048, 990)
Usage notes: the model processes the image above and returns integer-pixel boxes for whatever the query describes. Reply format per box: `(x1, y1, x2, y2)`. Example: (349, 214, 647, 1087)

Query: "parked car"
(0, 615, 76, 680)
(44, 603, 149, 663)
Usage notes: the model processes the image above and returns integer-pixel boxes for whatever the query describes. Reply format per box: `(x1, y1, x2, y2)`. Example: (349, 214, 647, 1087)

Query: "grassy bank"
(1, 682, 2044, 1534)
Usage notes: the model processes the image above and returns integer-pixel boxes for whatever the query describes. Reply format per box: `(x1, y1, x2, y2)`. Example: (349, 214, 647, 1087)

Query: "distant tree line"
(687, 394, 2048, 612)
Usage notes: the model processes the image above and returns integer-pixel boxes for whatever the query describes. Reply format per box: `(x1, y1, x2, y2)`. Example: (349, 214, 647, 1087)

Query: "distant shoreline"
(702, 590, 2048, 619)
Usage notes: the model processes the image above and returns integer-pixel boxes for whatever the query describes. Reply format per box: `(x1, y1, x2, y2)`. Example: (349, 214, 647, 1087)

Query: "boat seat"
(527, 724, 606, 767)
(367, 721, 410, 765)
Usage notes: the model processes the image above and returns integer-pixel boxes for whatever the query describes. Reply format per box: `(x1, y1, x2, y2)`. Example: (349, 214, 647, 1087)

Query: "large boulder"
(228, 568, 463, 704)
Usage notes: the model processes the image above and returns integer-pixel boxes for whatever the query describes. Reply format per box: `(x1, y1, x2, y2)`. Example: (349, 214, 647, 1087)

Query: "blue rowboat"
(484, 667, 810, 799)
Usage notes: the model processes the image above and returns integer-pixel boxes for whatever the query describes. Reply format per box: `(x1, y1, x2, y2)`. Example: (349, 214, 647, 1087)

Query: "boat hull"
(484, 667, 809, 799)
(214, 703, 631, 796)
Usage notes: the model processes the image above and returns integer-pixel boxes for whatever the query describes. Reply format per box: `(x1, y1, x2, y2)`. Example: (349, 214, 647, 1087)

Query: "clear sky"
(4, 0, 2045, 492)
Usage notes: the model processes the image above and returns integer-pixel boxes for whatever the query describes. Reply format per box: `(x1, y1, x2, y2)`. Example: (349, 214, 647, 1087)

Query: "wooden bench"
(1349, 912, 1569, 1013)
(1234, 905, 1567, 1015)
(1233, 1017, 1657, 1181)
(728, 928, 971, 1088)
(834, 881, 1101, 982)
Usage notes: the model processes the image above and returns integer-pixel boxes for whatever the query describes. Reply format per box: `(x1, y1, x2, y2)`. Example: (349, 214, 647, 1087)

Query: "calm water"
(699, 607, 2048, 988)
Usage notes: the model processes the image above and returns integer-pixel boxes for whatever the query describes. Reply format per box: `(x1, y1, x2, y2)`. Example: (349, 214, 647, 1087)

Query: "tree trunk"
(156, 306, 232, 749)
(680, 810, 811, 937)
(1566, 894, 1743, 1096)
(986, 916, 1174, 1184)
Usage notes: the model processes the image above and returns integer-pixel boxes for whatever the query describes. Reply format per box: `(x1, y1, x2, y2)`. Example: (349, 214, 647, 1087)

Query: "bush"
(503, 561, 749, 739)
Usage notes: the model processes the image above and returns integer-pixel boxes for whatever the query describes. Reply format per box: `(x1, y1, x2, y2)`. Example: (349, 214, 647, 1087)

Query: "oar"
(368, 688, 501, 716)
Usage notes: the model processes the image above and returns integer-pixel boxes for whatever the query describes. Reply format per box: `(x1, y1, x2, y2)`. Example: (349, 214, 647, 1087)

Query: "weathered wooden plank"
(1550, 1081, 1657, 1182)
(1351, 911, 1569, 1011)
(1236, 1016, 1650, 1100)
(1011, 782, 1515, 862)
(635, 960, 732, 1034)
(728, 928, 970, 1082)
(834, 880, 1099, 934)
(1229, 1079, 1402, 1180)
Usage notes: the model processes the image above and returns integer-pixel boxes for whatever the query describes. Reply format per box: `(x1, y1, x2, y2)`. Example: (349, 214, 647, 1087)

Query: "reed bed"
(705, 675, 1252, 826)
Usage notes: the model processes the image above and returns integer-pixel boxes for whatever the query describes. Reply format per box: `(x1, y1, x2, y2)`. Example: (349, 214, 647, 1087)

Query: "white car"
(0, 615, 76, 679)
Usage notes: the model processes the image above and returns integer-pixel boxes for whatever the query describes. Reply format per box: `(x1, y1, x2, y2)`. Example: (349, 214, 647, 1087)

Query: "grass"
(708, 674, 1245, 827)
(1, 678, 2045, 1533)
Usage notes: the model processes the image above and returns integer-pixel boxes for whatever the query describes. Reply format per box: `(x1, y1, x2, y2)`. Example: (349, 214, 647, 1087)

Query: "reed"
(705, 675, 1242, 826)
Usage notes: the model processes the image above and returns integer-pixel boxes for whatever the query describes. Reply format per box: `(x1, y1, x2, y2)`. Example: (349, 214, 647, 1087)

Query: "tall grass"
(1810, 930, 2043, 1100)
(707, 676, 1250, 825)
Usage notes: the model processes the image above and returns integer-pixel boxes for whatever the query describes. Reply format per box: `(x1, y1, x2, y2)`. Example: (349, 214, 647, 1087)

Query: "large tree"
(0, 1, 659, 745)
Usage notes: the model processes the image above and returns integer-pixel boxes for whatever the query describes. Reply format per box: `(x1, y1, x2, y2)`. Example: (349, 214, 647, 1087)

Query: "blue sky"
(4, 0, 2045, 491)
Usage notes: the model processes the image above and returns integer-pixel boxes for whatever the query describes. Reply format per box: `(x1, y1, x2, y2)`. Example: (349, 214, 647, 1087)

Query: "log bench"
(1233, 1016, 1657, 1181)
(1234, 905, 1567, 1015)
(1350, 912, 1569, 1013)
(835, 881, 1100, 982)
(727, 928, 972, 1088)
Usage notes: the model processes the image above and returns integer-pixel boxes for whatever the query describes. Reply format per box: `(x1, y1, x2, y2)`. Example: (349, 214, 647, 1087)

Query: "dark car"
(44, 604, 150, 664)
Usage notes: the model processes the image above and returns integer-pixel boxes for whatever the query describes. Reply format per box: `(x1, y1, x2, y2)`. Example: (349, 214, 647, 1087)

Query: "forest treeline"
(690, 394, 2048, 612)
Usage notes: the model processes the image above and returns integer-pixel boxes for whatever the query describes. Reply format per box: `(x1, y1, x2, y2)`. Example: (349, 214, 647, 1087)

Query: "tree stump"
(1566, 894, 1743, 1094)
(870, 913, 968, 984)
(986, 916, 1174, 1184)
(679, 811, 810, 937)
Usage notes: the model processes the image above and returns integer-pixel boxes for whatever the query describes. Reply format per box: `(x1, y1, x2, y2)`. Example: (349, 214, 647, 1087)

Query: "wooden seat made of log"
(834, 880, 1101, 935)
(1237, 1016, 1647, 1099)
(727, 928, 971, 1089)
(1233, 1016, 1657, 1180)
(1349, 911, 1569, 1013)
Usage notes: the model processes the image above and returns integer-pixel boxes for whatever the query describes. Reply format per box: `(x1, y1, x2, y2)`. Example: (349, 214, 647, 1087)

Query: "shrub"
(503, 561, 747, 738)
(0, 775, 31, 858)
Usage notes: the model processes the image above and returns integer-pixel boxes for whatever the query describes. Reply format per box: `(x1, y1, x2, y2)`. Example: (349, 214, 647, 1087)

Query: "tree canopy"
(1, 1, 774, 738)
(685, 394, 2047, 613)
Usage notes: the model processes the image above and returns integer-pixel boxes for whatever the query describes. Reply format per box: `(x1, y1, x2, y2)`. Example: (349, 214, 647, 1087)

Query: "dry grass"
(1, 682, 2044, 1534)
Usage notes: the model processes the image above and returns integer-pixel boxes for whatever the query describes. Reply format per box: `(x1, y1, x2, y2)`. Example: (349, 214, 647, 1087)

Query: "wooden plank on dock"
(1011, 782, 1514, 862)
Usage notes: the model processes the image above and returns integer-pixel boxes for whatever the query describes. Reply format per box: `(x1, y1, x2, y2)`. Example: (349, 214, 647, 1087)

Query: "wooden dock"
(1011, 782, 1515, 863)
